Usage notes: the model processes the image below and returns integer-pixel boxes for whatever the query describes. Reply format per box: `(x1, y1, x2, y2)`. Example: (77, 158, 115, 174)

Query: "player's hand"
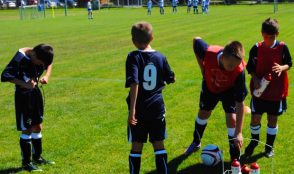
(24, 80, 37, 89)
(234, 133, 243, 150)
(128, 110, 138, 126)
(40, 76, 49, 84)
(272, 63, 283, 77)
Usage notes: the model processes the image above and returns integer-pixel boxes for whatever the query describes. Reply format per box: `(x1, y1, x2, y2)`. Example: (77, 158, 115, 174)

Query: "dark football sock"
(31, 132, 42, 160)
(228, 135, 240, 161)
(20, 134, 32, 165)
(193, 117, 207, 145)
(155, 149, 168, 174)
(266, 126, 277, 152)
(129, 151, 141, 174)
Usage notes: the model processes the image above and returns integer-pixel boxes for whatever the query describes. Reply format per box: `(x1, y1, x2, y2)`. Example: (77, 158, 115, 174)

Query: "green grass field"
(0, 4, 293, 174)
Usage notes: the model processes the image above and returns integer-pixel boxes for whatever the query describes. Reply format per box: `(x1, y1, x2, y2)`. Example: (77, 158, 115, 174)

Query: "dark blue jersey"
(125, 50, 175, 120)
(1, 50, 45, 89)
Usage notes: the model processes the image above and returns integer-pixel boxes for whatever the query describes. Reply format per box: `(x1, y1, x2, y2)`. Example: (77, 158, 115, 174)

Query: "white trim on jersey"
(20, 113, 27, 131)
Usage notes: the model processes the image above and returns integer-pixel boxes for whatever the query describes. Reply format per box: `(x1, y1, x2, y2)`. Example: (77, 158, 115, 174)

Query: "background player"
(87, 0, 93, 19)
(192, 0, 198, 14)
(158, 0, 164, 14)
(172, 0, 178, 13)
(147, 0, 152, 15)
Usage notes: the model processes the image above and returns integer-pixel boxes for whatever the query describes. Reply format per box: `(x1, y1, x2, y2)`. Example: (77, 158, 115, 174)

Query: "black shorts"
(15, 88, 44, 131)
(199, 81, 236, 113)
(250, 98, 287, 116)
(128, 116, 167, 143)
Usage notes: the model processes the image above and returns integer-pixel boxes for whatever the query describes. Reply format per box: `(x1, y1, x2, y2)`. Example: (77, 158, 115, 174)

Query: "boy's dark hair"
(262, 18, 279, 35)
(223, 41, 244, 60)
(33, 44, 54, 68)
(131, 21, 153, 46)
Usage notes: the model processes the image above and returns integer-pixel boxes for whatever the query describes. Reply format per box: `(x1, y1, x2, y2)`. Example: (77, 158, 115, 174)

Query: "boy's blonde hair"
(131, 21, 153, 46)
(223, 41, 244, 60)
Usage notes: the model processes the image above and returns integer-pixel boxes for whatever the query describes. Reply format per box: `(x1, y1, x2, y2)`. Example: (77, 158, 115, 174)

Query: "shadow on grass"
(240, 152, 266, 164)
(0, 167, 23, 174)
(146, 153, 231, 174)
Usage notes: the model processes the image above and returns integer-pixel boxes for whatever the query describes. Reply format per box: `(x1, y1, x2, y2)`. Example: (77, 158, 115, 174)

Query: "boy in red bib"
(244, 18, 292, 158)
(185, 37, 248, 162)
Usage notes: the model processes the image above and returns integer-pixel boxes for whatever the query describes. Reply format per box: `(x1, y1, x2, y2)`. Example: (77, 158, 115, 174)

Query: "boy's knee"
(152, 141, 164, 150)
(30, 124, 42, 132)
(132, 142, 144, 152)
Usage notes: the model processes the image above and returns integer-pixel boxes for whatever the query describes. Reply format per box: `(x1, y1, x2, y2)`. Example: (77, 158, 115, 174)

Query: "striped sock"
(155, 149, 168, 174)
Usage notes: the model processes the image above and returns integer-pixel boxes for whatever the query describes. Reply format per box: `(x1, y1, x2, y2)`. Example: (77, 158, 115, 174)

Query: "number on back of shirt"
(143, 63, 157, 90)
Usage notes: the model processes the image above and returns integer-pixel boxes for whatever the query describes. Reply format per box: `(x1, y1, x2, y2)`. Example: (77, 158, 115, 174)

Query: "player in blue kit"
(158, 0, 164, 14)
(87, 0, 93, 19)
(1, 44, 54, 172)
(172, 0, 178, 13)
(192, 0, 198, 14)
(125, 21, 175, 174)
(147, 0, 152, 15)
(187, 0, 192, 13)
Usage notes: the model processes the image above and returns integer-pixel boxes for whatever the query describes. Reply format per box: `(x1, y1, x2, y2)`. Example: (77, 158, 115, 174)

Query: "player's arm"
(40, 63, 53, 84)
(193, 37, 208, 77)
(129, 83, 138, 126)
(125, 53, 139, 125)
(272, 45, 292, 76)
(163, 57, 176, 84)
(234, 71, 248, 149)
(247, 45, 261, 89)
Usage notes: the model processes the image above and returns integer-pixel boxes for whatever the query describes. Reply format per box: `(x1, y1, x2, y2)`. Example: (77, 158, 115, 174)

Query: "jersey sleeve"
(125, 54, 139, 88)
(246, 45, 258, 74)
(193, 39, 209, 60)
(1, 52, 22, 82)
(283, 44, 292, 68)
(234, 70, 248, 102)
(163, 57, 175, 84)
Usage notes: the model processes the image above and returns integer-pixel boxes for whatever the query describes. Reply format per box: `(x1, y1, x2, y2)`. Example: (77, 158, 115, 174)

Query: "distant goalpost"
(274, 0, 278, 13)
(19, 3, 57, 20)
(19, 5, 44, 20)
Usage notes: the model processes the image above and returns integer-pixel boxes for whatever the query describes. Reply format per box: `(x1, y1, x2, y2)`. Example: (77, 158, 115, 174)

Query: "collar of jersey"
(138, 49, 156, 52)
(217, 51, 223, 66)
(270, 40, 277, 48)
(18, 49, 31, 60)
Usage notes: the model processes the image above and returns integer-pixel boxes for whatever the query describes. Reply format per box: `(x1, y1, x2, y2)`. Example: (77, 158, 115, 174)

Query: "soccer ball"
(200, 144, 223, 166)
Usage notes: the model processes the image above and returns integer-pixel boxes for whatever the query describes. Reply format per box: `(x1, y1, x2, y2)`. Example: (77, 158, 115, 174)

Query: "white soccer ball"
(200, 144, 223, 166)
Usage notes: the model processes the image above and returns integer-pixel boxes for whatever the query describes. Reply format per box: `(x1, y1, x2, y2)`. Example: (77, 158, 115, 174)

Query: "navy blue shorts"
(199, 81, 236, 113)
(15, 88, 44, 131)
(128, 116, 167, 143)
(250, 98, 287, 116)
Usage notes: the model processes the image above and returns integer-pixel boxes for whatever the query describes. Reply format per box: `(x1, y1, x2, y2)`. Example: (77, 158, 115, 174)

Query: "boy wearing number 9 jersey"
(125, 21, 175, 174)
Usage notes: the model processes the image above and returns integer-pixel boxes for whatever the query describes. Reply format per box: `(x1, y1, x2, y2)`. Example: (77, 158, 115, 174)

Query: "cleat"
(185, 142, 201, 155)
(265, 150, 274, 158)
(33, 156, 55, 165)
(23, 162, 43, 172)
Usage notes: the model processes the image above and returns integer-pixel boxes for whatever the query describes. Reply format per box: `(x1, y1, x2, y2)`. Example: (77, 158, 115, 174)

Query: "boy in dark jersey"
(125, 21, 175, 174)
(185, 37, 248, 162)
(1, 44, 54, 172)
(244, 18, 292, 158)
